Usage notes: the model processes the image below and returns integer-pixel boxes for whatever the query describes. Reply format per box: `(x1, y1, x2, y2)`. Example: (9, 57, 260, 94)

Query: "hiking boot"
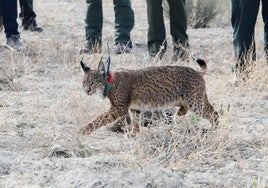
(4, 35, 24, 51)
(114, 43, 131, 54)
(80, 41, 102, 54)
(0, 16, 3, 32)
(28, 20, 43, 32)
(148, 42, 166, 59)
(172, 44, 190, 62)
(141, 109, 175, 127)
(232, 59, 247, 74)
(231, 60, 253, 82)
(22, 17, 43, 32)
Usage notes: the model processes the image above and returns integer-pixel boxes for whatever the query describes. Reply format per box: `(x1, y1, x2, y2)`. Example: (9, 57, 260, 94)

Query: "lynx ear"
(97, 56, 106, 75)
(80, 59, 90, 72)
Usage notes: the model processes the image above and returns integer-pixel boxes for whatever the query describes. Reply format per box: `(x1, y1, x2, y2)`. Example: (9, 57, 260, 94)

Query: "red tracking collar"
(107, 73, 113, 85)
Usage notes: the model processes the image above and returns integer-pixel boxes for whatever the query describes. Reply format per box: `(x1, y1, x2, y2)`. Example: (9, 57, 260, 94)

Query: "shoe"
(232, 59, 247, 74)
(163, 109, 174, 124)
(148, 42, 166, 59)
(141, 111, 153, 127)
(22, 17, 43, 32)
(28, 20, 43, 32)
(4, 35, 24, 51)
(172, 44, 190, 62)
(80, 41, 102, 54)
(114, 43, 131, 54)
(172, 41, 190, 62)
(231, 60, 252, 82)
(140, 109, 174, 127)
(0, 16, 3, 32)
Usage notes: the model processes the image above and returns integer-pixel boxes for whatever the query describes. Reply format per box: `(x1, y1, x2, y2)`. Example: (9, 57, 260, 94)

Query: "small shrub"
(163, 0, 227, 28)
(187, 0, 218, 28)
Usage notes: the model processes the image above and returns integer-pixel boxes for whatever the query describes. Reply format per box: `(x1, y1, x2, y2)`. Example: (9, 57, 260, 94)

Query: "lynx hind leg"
(208, 110, 219, 128)
(122, 109, 141, 138)
(177, 105, 188, 116)
(197, 102, 219, 128)
(188, 94, 219, 129)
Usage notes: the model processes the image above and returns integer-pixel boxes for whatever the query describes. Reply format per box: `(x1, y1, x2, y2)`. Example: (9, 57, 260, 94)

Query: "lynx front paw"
(79, 124, 94, 135)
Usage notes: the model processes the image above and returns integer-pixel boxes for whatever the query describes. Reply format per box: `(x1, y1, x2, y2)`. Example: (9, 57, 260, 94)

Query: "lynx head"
(80, 58, 107, 95)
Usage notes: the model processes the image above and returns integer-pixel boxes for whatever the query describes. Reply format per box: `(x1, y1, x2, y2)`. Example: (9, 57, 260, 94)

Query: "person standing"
(80, 0, 135, 55)
(231, 0, 268, 72)
(146, 0, 189, 60)
(19, 0, 43, 32)
(0, 0, 24, 51)
(0, 15, 3, 32)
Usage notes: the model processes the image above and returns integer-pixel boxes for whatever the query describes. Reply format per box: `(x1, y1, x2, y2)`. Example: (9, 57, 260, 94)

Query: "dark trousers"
(19, 0, 36, 20)
(0, 0, 19, 38)
(85, 0, 134, 46)
(231, 0, 268, 63)
(146, 0, 188, 52)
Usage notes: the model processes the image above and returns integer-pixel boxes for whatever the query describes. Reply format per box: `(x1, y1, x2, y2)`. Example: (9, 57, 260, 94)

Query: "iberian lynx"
(79, 58, 219, 134)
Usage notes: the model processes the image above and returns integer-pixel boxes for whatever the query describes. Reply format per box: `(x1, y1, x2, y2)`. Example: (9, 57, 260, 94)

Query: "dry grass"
(0, 0, 267, 187)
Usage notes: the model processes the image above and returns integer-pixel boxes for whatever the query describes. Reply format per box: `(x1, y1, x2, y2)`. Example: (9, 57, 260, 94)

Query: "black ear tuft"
(80, 60, 90, 72)
(97, 56, 106, 74)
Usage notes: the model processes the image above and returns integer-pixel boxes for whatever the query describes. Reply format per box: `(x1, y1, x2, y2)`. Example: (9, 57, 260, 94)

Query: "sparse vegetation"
(187, 0, 218, 28)
(0, 0, 267, 187)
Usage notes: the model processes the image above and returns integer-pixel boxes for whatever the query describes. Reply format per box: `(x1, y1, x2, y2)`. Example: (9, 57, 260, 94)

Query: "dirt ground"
(0, 0, 267, 187)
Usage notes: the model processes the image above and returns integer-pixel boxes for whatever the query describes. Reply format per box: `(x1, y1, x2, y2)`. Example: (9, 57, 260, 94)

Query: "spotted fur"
(79, 58, 219, 134)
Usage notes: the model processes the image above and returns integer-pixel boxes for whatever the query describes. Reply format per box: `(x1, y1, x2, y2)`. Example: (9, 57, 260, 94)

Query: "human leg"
(19, 0, 36, 21)
(28, 0, 33, 6)
(262, 0, 268, 61)
(146, 0, 166, 58)
(113, 0, 134, 54)
(80, 0, 103, 54)
(27, 0, 42, 32)
(231, 0, 260, 70)
(168, 0, 189, 61)
(19, 0, 42, 32)
(1, 0, 23, 51)
(0, 9, 2, 32)
(1, 0, 20, 38)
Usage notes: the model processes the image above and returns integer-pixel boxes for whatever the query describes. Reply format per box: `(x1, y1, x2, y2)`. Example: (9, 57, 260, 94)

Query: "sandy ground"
(0, 0, 267, 187)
